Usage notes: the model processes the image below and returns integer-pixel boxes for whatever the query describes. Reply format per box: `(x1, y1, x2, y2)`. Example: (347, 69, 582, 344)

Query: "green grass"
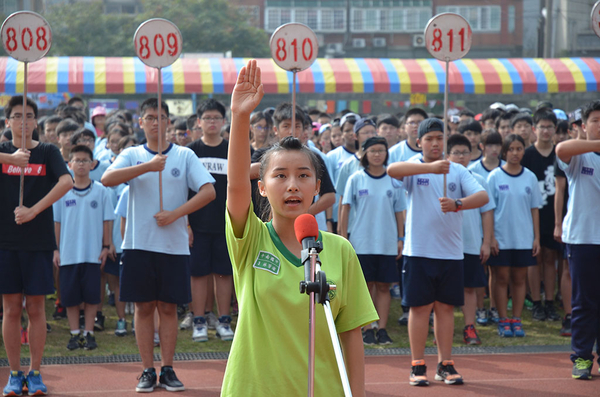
(4, 296, 569, 359)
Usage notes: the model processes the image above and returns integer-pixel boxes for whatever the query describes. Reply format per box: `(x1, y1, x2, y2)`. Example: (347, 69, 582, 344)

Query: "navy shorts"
(463, 254, 487, 288)
(0, 250, 54, 296)
(401, 256, 464, 307)
(59, 263, 101, 307)
(120, 249, 191, 304)
(103, 253, 121, 277)
(540, 234, 562, 251)
(357, 254, 398, 283)
(487, 249, 536, 268)
(189, 232, 232, 277)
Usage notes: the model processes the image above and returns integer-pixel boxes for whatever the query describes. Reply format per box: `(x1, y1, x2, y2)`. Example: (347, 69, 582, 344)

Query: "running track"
(1, 352, 596, 396)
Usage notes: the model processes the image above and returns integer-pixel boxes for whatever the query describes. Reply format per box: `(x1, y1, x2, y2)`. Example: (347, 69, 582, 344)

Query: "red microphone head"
(294, 214, 319, 244)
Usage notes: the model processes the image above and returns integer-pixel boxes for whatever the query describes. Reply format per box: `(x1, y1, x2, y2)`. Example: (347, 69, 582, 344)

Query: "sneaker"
(524, 294, 534, 310)
(389, 284, 401, 299)
(20, 328, 28, 346)
(544, 303, 561, 322)
(216, 316, 234, 341)
(362, 329, 376, 345)
(94, 312, 105, 331)
(115, 319, 127, 337)
(532, 303, 546, 321)
(136, 368, 157, 393)
(376, 328, 393, 345)
(67, 333, 82, 350)
(192, 317, 208, 342)
(52, 304, 66, 320)
(572, 358, 593, 380)
(177, 305, 187, 320)
(435, 360, 463, 385)
(153, 332, 160, 347)
(158, 366, 184, 392)
(3, 370, 25, 396)
(107, 292, 115, 307)
(124, 302, 133, 315)
(463, 324, 481, 345)
(25, 370, 47, 396)
(83, 333, 97, 350)
(46, 323, 51, 333)
(497, 319, 513, 337)
(205, 311, 218, 330)
(507, 298, 512, 310)
(398, 311, 409, 326)
(488, 308, 500, 324)
(409, 360, 429, 386)
(560, 314, 572, 337)
(511, 318, 525, 337)
(475, 309, 488, 326)
(179, 312, 193, 330)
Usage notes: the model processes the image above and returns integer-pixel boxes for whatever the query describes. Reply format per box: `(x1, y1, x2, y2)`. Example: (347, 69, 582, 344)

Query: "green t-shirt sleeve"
(225, 201, 262, 273)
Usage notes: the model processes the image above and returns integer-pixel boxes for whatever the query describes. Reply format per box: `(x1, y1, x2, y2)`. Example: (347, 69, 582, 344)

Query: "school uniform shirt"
(0, 142, 71, 251)
(89, 159, 111, 182)
(462, 172, 496, 256)
(326, 146, 355, 223)
(335, 155, 361, 234)
(402, 159, 484, 260)
(469, 152, 483, 165)
(487, 167, 543, 250)
(222, 204, 378, 396)
(115, 185, 129, 219)
(108, 183, 127, 254)
(309, 146, 332, 231)
(53, 181, 115, 266)
(557, 152, 600, 245)
(468, 159, 505, 179)
(521, 145, 556, 235)
(94, 138, 107, 158)
(342, 170, 406, 255)
(388, 140, 421, 164)
(107, 143, 215, 255)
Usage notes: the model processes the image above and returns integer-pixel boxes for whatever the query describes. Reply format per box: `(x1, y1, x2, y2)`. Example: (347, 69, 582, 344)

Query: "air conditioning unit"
(352, 38, 366, 48)
(326, 43, 344, 53)
(412, 34, 425, 48)
(373, 37, 386, 47)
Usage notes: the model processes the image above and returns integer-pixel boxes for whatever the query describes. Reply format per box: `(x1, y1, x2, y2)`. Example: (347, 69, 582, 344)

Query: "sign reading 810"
(270, 23, 319, 72)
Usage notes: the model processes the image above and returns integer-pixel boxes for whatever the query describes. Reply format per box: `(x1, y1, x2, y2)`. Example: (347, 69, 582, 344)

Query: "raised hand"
(231, 60, 264, 116)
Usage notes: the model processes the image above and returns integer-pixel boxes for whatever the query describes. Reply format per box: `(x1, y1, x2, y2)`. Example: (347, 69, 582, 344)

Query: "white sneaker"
(179, 312, 193, 330)
(205, 312, 218, 330)
(192, 317, 208, 342)
(216, 315, 234, 341)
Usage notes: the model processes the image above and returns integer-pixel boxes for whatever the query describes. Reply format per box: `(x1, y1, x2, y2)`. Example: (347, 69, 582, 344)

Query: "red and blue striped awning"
(1, 56, 599, 95)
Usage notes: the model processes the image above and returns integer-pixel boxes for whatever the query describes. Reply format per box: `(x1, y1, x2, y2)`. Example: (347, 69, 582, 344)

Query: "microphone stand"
(299, 240, 352, 397)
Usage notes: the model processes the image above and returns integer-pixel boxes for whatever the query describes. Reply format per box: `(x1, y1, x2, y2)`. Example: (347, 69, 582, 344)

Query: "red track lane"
(1, 352, 597, 396)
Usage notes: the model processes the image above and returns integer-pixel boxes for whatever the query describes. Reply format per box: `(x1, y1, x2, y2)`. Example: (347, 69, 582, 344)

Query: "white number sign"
(592, 1, 600, 39)
(134, 18, 182, 68)
(1, 11, 52, 62)
(424, 13, 472, 62)
(270, 23, 318, 72)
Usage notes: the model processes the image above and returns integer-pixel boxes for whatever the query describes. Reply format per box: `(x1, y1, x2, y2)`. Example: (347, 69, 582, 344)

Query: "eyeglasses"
(201, 117, 224, 123)
(71, 159, 92, 165)
(406, 121, 421, 126)
(367, 149, 386, 155)
(449, 151, 471, 157)
(536, 125, 555, 131)
(77, 138, 95, 144)
(176, 132, 188, 138)
(10, 114, 35, 120)
(252, 125, 268, 131)
(142, 116, 168, 123)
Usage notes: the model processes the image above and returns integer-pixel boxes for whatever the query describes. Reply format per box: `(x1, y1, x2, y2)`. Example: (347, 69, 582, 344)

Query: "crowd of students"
(0, 60, 598, 394)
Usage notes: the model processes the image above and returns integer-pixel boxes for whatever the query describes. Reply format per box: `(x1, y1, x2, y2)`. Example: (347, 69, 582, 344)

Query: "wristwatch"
(454, 199, 463, 212)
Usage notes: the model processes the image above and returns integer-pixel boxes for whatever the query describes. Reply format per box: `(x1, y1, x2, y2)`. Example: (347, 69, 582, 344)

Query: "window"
(508, 6, 515, 33)
(265, 7, 347, 32)
(350, 7, 432, 32)
(437, 6, 502, 32)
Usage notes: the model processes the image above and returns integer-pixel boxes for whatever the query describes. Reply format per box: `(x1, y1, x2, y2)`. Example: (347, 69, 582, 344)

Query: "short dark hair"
(360, 138, 389, 168)
(70, 128, 96, 145)
(118, 135, 137, 151)
(174, 119, 187, 131)
(582, 100, 600, 124)
(56, 119, 80, 137)
(495, 112, 513, 129)
(250, 111, 273, 128)
(67, 96, 85, 107)
(510, 113, 533, 129)
(58, 105, 86, 125)
(459, 108, 475, 118)
(533, 109, 557, 126)
(502, 134, 525, 158)
(481, 130, 503, 146)
(186, 114, 198, 131)
(45, 115, 63, 125)
(481, 108, 501, 124)
(69, 144, 93, 161)
(197, 98, 226, 119)
(405, 107, 428, 120)
(272, 102, 305, 128)
(376, 114, 400, 129)
(458, 118, 482, 134)
(447, 133, 472, 153)
(4, 96, 38, 119)
(556, 120, 569, 135)
(308, 108, 321, 116)
(140, 98, 169, 118)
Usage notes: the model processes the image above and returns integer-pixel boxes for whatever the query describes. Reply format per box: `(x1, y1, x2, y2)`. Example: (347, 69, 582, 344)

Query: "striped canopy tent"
(0, 56, 599, 95)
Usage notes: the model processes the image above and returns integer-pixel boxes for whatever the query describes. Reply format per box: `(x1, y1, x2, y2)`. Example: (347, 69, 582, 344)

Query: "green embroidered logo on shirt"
(253, 251, 281, 275)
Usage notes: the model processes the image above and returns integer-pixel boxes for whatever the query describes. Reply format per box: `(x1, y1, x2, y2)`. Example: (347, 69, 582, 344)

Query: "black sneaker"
(362, 329, 376, 345)
(108, 292, 116, 306)
(52, 304, 67, 320)
(376, 328, 393, 345)
(544, 303, 561, 321)
(84, 333, 97, 350)
(158, 366, 185, 391)
(435, 360, 464, 385)
(560, 314, 572, 337)
(136, 368, 157, 393)
(572, 358, 593, 380)
(67, 333, 82, 350)
(94, 312, 105, 331)
(532, 303, 546, 321)
(46, 322, 52, 333)
(409, 360, 429, 386)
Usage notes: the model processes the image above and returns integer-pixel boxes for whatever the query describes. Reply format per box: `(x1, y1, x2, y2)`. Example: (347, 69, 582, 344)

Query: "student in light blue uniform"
(53, 145, 115, 351)
(388, 118, 488, 386)
(388, 108, 427, 164)
(468, 131, 505, 180)
(447, 134, 495, 346)
(555, 100, 600, 380)
(487, 134, 541, 339)
(102, 98, 216, 393)
(70, 129, 110, 183)
(457, 118, 483, 165)
(341, 137, 406, 346)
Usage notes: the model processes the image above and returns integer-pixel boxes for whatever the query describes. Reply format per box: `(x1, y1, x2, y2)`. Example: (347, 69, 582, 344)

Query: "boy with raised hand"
(102, 98, 216, 393)
(556, 99, 600, 380)
(388, 118, 488, 386)
(0, 95, 73, 396)
(53, 145, 114, 351)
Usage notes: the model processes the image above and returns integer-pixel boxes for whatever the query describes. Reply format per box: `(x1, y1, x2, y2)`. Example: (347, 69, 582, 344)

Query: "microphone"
(294, 214, 319, 250)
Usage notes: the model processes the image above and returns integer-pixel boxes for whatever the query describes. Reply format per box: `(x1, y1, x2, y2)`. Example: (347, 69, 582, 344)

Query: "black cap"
(418, 118, 444, 139)
(362, 136, 388, 151)
(569, 108, 582, 124)
(353, 117, 376, 134)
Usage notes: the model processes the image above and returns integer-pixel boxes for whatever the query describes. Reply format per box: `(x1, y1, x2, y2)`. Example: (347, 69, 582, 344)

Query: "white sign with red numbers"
(1, 11, 52, 62)
(134, 18, 182, 68)
(270, 23, 319, 72)
(424, 13, 472, 62)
